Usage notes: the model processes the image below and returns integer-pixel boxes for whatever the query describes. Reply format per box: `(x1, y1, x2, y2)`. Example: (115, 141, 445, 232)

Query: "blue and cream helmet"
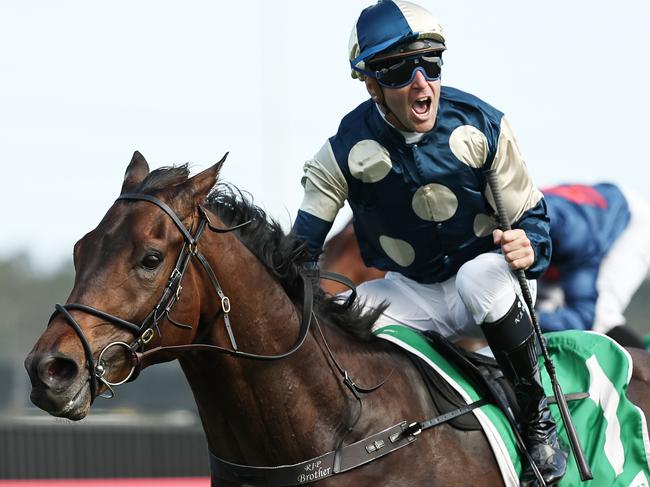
(349, 0, 446, 80)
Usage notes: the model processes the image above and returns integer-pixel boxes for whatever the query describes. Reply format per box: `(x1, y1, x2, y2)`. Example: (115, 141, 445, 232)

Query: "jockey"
(537, 183, 650, 347)
(291, 0, 567, 484)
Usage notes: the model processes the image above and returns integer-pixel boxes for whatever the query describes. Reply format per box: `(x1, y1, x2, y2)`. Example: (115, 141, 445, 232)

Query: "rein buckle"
(140, 328, 155, 345)
(221, 296, 231, 313)
(403, 422, 422, 439)
(174, 284, 183, 302)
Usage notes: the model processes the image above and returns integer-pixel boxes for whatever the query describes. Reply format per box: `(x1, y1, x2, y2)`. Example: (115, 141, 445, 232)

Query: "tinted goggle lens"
(375, 55, 442, 88)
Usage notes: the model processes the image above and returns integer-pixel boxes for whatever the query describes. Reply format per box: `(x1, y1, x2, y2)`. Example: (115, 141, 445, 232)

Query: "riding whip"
(485, 169, 593, 481)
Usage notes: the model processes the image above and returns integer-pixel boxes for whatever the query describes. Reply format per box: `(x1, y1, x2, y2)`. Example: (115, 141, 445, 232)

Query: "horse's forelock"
(134, 164, 191, 194)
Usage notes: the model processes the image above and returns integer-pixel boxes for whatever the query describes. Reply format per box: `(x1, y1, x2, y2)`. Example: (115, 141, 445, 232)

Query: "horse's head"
(25, 151, 224, 420)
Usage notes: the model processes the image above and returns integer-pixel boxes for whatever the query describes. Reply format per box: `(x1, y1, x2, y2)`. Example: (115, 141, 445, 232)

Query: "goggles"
(373, 55, 443, 88)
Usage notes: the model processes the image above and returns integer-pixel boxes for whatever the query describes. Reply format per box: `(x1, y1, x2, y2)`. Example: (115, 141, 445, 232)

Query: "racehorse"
(24, 153, 650, 486)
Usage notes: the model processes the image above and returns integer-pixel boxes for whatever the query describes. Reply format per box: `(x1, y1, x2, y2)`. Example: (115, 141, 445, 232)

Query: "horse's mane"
(132, 164, 383, 340)
(205, 182, 385, 341)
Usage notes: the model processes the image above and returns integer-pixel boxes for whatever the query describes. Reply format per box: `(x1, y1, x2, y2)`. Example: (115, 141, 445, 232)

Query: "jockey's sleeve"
(489, 116, 551, 278)
(292, 140, 348, 256)
(513, 199, 551, 278)
(538, 264, 598, 332)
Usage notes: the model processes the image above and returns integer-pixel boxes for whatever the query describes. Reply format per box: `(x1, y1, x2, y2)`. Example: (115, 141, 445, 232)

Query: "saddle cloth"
(373, 326, 650, 487)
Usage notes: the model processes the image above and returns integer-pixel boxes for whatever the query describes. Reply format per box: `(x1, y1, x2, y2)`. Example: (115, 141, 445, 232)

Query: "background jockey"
(291, 0, 566, 483)
(537, 183, 650, 347)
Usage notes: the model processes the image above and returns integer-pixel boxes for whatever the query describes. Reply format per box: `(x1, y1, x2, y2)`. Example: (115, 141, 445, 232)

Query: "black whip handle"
(485, 169, 593, 481)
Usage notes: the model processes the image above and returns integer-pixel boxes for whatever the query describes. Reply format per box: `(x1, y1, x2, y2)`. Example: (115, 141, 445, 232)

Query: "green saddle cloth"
(374, 326, 650, 487)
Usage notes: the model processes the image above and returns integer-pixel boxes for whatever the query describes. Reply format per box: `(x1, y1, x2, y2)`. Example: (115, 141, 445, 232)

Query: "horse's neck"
(195, 229, 300, 353)
(179, 228, 359, 464)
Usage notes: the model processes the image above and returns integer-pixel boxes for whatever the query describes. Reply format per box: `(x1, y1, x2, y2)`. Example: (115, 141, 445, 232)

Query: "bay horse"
(24, 152, 650, 486)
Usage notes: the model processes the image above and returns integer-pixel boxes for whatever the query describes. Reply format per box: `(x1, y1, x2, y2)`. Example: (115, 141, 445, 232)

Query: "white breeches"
(349, 252, 536, 341)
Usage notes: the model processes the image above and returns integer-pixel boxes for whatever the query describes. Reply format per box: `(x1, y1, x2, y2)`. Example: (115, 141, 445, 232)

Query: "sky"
(1, 0, 648, 271)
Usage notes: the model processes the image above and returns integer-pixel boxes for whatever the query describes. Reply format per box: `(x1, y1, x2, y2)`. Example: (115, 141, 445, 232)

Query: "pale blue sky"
(1, 1, 648, 270)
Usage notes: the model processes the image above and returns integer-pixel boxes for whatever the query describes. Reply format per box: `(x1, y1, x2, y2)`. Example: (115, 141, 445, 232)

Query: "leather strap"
(210, 399, 488, 486)
(118, 194, 196, 244)
(135, 266, 316, 367)
(54, 304, 99, 401)
(318, 270, 357, 306)
(209, 389, 589, 486)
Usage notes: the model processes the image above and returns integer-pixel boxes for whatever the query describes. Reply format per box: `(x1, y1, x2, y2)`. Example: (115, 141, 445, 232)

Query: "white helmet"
(349, 0, 446, 80)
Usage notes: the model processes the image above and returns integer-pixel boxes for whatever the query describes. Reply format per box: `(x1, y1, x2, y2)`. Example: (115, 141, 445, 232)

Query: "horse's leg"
(627, 348, 650, 413)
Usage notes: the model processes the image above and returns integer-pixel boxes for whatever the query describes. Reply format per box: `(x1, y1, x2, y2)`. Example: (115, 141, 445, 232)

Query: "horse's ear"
(121, 151, 150, 194)
(186, 152, 228, 202)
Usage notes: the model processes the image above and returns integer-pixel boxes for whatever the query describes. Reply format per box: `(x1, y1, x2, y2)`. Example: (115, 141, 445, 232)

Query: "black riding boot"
(481, 297, 567, 486)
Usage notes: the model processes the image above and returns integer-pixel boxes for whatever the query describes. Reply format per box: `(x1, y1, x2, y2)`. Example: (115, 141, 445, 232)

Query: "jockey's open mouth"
(413, 95, 432, 115)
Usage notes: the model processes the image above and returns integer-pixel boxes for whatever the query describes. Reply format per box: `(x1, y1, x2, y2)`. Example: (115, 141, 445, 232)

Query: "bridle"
(48, 192, 322, 402)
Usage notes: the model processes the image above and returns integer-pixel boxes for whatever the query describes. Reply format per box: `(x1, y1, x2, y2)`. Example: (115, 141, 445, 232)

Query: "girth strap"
(210, 399, 488, 486)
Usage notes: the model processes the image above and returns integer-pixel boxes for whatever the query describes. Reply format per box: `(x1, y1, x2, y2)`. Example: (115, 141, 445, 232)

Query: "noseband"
(48, 193, 317, 402)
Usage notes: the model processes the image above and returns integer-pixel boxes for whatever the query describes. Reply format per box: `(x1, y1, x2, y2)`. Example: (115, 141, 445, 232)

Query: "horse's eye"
(141, 253, 162, 270)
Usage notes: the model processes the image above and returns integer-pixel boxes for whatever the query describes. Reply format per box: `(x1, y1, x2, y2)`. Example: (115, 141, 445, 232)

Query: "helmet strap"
(366, 79, 409, 131)
(385, 110, 409, 132)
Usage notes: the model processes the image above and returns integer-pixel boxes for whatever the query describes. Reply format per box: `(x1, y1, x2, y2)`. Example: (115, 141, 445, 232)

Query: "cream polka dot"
(411, 184, 458, 222)
(473, 213, 498, 237)
(348, 140, 392, 183)
(484, 186, 513, 224)
(379, 235, 415, 267)
(449, 125, 489, 168)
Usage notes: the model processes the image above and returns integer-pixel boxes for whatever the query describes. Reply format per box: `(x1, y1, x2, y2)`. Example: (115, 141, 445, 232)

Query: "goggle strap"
(350, 62, 381, 80)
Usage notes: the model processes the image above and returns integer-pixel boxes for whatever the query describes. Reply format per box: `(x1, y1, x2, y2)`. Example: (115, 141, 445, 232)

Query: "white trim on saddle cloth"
(373, 324, 520, 487)
(373, 325, 650, 487)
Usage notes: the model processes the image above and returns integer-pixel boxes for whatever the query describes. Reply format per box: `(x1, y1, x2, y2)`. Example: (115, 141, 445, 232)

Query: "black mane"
(205, 183, 384, 341)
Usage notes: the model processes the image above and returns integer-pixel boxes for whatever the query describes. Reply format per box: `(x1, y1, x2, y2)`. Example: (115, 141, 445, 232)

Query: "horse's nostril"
(38, 355, 79, 387)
